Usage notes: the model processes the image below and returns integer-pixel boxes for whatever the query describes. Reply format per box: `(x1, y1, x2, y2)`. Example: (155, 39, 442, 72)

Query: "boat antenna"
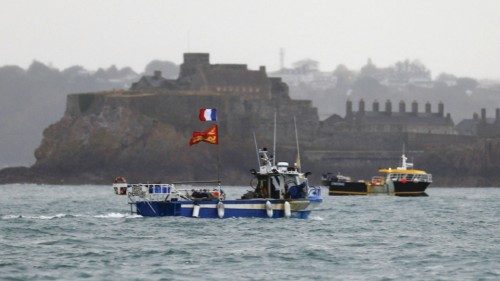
(273, 111, 277, 166)
(253, 131, 260, 168)
(294, 116, 301, 172)
(401, 142, 407, 169)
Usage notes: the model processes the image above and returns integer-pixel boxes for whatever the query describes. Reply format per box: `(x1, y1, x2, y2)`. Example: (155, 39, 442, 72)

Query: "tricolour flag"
(189, 125, 219, 146)
(199, 108, 217, 121)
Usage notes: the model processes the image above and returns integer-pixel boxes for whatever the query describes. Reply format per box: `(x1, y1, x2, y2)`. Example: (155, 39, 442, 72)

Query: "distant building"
(408, 77, 434, 88)
(456, 108, 500, 137)
(379, 76, 434, 89)
(269, 59, 337, 90)
(131, 53, 288, 100)
(322, 99, 455, 134)
(131, 70, 177, 90)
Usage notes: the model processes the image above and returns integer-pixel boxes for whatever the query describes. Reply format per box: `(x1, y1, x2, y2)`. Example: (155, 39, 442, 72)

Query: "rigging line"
(253, 131, 260, 168)
(294, 116, 301, 172)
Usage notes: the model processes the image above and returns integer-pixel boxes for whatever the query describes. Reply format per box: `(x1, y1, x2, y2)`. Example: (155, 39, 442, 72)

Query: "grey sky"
(1, 0, 499, 78)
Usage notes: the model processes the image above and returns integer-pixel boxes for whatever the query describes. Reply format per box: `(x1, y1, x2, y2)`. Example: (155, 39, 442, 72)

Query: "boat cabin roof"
(378, 168, 428, 175)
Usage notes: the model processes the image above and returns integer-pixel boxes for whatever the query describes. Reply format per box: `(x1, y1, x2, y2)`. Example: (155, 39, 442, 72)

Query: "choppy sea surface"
(0, 185, 499, 281)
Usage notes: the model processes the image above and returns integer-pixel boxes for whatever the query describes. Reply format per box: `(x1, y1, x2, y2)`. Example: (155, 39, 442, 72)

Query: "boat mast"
(273, 112, 277, 166)
(294, 116, 301, 172)
(253, 131, 260, 168)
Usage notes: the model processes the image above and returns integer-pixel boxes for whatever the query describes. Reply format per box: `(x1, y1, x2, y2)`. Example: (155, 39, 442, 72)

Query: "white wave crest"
(93, 212, 142, 219)
(1, 214, 22, 220)
(38, 213, 68, 220)
(310, 216, 324, 221)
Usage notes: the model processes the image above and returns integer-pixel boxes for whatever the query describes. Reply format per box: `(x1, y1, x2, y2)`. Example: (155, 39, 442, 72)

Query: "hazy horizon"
(1, 0, 499, 79)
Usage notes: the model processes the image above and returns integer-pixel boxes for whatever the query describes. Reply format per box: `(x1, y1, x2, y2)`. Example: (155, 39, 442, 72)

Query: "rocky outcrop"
(3, 88, 311, 185)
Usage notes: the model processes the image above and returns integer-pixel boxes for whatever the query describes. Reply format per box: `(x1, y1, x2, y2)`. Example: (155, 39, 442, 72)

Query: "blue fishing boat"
(114, 109, 322, 218)
(113, 148, 322, 219)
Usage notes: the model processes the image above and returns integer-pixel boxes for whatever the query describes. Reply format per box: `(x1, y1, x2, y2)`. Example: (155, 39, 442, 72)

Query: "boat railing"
(126, 184, 173, 202)
(125, 183, 226, 202)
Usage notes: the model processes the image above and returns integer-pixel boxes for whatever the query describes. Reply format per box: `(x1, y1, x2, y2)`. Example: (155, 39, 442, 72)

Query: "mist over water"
(0, 185, 498, 280)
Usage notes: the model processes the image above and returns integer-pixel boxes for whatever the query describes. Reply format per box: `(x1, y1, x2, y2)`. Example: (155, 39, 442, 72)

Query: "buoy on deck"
(265, 201, 273, 218)
(284, 201, 291, 218)
(192, 203, 200, 218)
(217, 202, 224, 218)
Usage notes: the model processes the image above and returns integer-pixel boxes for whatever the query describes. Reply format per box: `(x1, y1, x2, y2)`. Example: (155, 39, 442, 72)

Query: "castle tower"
(399, 100, 406, 113)
(373, 100, 380, 112)
(412, 100, 418, 114)
(438, 101, 444, 117)
(425, 101, 431, 113)
(385, 100, 392, 116)
(180, 53, 210, 78)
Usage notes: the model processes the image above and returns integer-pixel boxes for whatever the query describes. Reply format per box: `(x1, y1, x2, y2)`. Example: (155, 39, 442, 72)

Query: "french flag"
(199, 108, 217, 121)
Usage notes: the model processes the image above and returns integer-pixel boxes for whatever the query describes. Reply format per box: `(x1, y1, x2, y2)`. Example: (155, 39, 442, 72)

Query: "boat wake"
(1, 213, 141, 220)
(1, 213, 73, 220)
(309, 216, 324, 221)
(93, 212, 143, 219)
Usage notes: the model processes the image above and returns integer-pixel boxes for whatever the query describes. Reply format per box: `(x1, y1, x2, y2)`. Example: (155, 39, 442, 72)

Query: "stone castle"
(29, 53, 327, 183)
(66, 53, 319, 145)
(131, 53, 279, 99)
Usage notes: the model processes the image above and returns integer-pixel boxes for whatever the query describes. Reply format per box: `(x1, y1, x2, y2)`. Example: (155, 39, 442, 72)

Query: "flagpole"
(217, 113, 221, 198)
(193, 108, 222, 198)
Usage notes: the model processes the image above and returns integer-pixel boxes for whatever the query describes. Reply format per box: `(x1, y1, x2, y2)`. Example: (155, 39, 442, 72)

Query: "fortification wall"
(65, 90, 319, 145)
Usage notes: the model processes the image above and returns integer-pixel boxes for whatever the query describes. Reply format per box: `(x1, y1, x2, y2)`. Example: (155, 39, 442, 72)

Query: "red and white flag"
(189, 125, 219, 146)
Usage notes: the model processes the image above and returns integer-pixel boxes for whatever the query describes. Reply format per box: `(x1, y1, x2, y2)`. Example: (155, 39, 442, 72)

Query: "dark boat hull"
(393, 181, 430, 196)
(326, 181, 429, 196)
(327, 182, 368, 195)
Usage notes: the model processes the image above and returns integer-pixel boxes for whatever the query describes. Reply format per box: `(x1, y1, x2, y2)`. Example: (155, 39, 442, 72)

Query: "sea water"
(0, 185, 498, 281)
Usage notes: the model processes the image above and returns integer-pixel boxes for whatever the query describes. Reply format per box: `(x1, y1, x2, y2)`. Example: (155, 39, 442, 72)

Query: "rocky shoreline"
(2, 138, 499, 187)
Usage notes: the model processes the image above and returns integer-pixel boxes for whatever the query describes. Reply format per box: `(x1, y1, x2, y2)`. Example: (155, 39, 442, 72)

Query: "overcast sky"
(1, 0, 499, 79)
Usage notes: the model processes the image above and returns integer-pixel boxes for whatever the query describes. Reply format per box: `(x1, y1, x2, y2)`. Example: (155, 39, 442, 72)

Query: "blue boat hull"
(134, 199, 318, 219)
